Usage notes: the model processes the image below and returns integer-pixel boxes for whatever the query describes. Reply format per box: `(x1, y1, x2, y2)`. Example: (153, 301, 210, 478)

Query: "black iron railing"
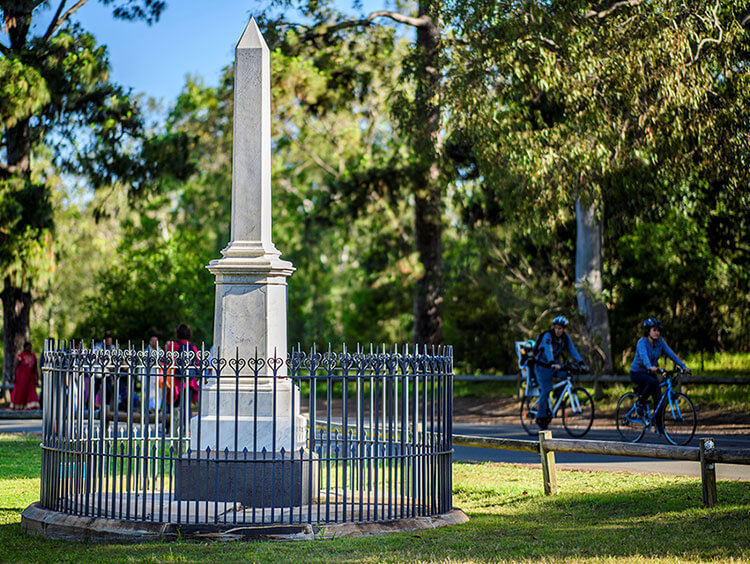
(39, 343, 453, 525)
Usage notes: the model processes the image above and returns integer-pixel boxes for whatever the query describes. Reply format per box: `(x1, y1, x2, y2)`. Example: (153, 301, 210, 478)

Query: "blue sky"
(73, 1, 255, 105)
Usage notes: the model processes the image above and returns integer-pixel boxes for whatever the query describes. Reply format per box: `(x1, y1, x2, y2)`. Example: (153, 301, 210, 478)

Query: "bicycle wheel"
(562, 386, 595, 437)
(661, 392, 697, 446)
(520, 395, 539, 436)
(616, 392, 646, 443)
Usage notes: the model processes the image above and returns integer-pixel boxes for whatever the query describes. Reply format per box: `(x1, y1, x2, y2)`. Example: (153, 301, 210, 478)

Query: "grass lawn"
(1, 434, 749, 562)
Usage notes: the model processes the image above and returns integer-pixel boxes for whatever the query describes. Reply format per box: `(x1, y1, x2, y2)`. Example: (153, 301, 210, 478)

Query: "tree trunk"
(2, 110, 33, 394)
(1, 280, 32, 394)
(575, 198, 613, 372)
(412, 3, 443, 346)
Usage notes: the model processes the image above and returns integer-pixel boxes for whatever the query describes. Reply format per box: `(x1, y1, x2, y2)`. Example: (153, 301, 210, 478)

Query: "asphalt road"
(453, 422, 750, 480)
(2, 417, 749, 480)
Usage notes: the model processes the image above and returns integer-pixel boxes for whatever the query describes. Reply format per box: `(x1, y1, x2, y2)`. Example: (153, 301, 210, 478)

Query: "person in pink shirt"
(165, 323, 201, 406)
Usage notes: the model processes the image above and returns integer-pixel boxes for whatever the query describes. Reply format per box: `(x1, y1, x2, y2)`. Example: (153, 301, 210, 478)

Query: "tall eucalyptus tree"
(0, 0, 184, 388)
(261, 0, 446, 346)
(444, 0, 750, 368)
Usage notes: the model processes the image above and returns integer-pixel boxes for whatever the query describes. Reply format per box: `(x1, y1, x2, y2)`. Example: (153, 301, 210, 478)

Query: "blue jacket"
(537, 331, 583, 367)
(630, 337, 686, 372)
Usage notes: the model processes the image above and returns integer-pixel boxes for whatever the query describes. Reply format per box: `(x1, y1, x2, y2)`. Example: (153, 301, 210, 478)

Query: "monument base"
(174, 452, 318, 507)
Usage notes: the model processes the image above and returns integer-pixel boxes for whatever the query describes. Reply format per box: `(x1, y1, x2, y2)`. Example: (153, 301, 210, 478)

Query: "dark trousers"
(536, 366, 555, 420)
(630, 370, 661, 411)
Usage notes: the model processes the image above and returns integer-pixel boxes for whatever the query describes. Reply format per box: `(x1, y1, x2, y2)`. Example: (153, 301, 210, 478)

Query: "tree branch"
(44, 0, 89, 41)
(688, 2, 723, 66)
(0, 42, 10, 56)
(302, 10, 431, 41)
(584, 1, 644, 20)
(742, 13, 750, 27)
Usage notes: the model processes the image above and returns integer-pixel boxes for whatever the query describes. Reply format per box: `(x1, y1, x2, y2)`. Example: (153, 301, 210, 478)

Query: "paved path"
(2, 418, 748, 480)
(453, 422, 750, 480)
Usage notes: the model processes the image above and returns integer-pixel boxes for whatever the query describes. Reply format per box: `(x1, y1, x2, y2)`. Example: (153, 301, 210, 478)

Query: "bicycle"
(615, 368, 697, 446)
(519, 362, 595, 438)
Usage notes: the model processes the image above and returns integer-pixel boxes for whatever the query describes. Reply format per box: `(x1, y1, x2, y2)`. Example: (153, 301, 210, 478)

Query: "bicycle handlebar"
(558, 361, 590, 376)
(656, 367, 688, 376)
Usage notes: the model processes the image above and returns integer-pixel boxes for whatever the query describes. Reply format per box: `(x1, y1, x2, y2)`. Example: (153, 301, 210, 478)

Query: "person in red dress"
(11, 341, 40, 410)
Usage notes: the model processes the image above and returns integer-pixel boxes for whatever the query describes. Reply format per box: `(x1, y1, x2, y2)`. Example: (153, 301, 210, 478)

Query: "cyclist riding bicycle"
(630, 318, 690, 429)
(534, 316, 586, 430)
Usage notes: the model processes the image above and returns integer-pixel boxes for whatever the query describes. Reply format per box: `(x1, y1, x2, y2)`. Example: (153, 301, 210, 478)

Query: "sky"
(73, 1, 255, 106)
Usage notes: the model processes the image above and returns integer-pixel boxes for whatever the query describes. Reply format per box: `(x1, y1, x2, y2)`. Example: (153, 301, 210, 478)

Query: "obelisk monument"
(188, 18, 304, 455)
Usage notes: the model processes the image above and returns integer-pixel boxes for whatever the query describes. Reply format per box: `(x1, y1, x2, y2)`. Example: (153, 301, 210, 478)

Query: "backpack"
(530, 330, 553, 367)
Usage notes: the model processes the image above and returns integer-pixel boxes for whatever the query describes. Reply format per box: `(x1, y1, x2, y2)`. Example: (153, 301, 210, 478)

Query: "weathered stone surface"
(22, 502, 469, 542)
(200, 18, 300, 462)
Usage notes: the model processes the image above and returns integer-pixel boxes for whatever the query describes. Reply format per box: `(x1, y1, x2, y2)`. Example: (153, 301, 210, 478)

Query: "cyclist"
(534, 316, 586, 430)
(630, 318, 690, 427)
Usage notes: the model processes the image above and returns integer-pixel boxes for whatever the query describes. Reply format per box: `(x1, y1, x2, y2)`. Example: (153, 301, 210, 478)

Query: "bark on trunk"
(3, 109, 33, 394)
(1, 280, 32, 393)
(575, 198, 613, 372)
(412, 3, 443, 346)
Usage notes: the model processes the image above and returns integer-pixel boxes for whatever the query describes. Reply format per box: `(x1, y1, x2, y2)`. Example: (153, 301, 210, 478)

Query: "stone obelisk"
(178, 19, 312, 506)
(182, 20, 308, 493)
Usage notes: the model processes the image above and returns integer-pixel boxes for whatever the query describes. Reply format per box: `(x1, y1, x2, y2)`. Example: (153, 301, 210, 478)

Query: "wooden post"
(594, 376, 604, 401)
(538, 430, 557, 496)
(700, 438, 717, 508)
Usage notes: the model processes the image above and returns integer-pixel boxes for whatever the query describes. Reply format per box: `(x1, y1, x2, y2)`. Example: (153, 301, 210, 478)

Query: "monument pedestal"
(176, 378, 315, 505)
(174, 451, 318, 507)
(188, 378, 307, 453)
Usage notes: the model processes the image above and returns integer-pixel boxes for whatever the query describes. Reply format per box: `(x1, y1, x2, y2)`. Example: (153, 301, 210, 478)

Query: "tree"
(261, 1, 446, 345)
(0, 0, 187, 388)
(443, 0, 750, 368)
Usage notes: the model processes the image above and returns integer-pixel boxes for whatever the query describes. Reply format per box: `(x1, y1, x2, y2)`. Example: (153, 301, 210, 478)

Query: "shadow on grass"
(0, 480, 747, 563)
(452, 479, 750, 561)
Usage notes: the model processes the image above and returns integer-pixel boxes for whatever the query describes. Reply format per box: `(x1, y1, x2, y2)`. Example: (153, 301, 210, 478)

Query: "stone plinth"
(174, 452, 317, 507)
(189, 378, 306, 453)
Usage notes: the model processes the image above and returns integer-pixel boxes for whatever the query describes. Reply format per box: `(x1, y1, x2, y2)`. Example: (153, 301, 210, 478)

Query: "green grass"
(683, 351, 750, 375)
(1, 434, 749, 562)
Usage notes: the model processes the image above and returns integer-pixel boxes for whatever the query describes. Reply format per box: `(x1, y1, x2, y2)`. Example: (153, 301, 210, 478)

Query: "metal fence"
(39, 343, 454, 526)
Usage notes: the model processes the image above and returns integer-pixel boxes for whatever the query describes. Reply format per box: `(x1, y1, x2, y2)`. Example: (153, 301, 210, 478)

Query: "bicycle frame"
(529, 373, 575, 417)
(630, 374, 682, 431)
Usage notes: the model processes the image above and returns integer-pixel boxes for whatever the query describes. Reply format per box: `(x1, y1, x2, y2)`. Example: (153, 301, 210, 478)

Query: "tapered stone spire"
(223, 17, 277, 258)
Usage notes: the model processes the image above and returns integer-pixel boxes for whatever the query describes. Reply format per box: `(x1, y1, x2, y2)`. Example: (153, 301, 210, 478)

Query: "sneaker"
(537, 415, 551, 430)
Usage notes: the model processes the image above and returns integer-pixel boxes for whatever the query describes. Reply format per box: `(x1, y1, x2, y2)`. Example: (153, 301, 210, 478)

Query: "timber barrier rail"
(455, 374, 750, 385)
(452, 432, 750, 508)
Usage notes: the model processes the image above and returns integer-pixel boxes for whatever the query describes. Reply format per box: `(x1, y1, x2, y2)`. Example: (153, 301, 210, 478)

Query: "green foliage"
(442, 0, 750, 359)
(75, 231, 214, 343)
(15, 1, 750, 372)
(0, 57, 50, 128)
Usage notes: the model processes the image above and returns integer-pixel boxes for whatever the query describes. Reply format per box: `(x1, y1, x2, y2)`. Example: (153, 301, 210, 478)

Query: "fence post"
(538, 430, 557, 496)
(593, 376, 604, 401)
(700, 438, 717, 508)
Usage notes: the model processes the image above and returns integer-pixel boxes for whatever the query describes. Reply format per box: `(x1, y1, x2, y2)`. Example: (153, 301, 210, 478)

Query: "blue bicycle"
(615, 368, 697, 446)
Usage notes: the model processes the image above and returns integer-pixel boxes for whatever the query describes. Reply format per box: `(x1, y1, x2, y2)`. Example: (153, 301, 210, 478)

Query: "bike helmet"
(522, 339, 536, 352)
(642, 318, 663, 330)
(552, 315, 569, 327)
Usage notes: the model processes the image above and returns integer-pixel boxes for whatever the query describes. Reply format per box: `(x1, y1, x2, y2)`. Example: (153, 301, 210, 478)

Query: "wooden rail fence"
(452, 432, 750, 508)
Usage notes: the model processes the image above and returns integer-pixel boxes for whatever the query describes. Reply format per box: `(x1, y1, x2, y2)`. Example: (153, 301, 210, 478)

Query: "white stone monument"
(178, 19, 310, 506)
